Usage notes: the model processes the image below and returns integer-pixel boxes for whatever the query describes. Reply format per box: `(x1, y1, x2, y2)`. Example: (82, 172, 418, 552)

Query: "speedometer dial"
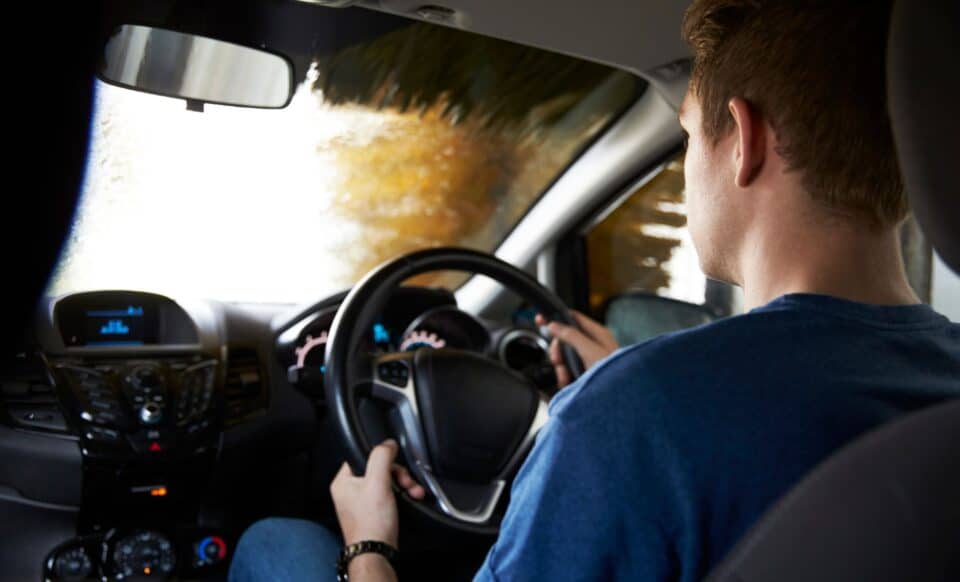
(400, 330, 447, 351)
(279, 310, 336, 395)
(295, 331, 328, 373)
(399, 307, 490, 353)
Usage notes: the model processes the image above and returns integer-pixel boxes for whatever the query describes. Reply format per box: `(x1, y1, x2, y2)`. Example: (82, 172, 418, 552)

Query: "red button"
(149, 441, 162, 453)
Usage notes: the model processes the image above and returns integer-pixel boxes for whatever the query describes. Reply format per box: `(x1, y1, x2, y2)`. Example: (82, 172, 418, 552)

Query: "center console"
(51, 358, 219, 459)
(34, 291, 236, 581)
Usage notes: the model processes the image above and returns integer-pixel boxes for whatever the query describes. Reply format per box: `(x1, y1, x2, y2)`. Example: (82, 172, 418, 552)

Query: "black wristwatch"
(336, 540, 400, 582)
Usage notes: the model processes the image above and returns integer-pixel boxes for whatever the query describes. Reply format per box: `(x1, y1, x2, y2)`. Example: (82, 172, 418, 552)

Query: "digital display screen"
(83, 305, 148, 346)
(56, 292, 199, 348)
(58, 299, 159, 347)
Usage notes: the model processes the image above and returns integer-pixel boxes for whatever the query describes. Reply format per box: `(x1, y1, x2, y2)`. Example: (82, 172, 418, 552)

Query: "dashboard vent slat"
(223, 348, 265, 423)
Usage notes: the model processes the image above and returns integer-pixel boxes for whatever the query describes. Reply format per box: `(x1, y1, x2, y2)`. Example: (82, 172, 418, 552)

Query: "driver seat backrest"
(705, 1, 960, 580)
(704, 400, 960, 582)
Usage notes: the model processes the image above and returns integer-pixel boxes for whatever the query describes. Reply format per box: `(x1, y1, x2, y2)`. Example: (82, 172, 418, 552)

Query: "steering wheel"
(324, 247, 584, 534)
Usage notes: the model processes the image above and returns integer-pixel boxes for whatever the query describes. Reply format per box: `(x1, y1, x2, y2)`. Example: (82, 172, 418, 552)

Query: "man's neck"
(739, 217, 919, 311)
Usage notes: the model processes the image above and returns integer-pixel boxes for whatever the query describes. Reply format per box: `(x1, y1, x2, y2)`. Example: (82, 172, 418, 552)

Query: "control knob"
(139, 402, 163, 426)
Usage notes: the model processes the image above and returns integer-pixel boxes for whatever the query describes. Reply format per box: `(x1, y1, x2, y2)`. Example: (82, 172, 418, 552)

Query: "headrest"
(888, 0, 960, 274)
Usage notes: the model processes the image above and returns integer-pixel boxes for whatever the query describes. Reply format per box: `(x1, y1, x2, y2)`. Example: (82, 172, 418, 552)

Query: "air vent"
(498, 330, 549, 372)
(224, 348, 265, 423)
(498, 330, 556, 390)
(0, 352, 69, 433)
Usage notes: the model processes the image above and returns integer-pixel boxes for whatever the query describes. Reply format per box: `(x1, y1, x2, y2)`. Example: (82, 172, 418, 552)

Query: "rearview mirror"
(603, 292, 718, 346)
(100, 25, 294, 109)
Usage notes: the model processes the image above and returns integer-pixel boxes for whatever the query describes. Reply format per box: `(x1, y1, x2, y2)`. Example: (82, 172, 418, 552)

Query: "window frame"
(553, 145, 735, 318)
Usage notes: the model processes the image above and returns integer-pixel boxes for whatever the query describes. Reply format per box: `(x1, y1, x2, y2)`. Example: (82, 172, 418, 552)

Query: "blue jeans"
(229, 518, 341, 582)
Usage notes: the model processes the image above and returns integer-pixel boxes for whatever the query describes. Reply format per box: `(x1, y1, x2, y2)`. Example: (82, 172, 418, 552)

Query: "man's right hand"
(536, 311, 619, 388)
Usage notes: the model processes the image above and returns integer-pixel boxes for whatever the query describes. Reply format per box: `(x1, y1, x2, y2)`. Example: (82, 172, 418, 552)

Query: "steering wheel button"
(377, 362, 410, 387)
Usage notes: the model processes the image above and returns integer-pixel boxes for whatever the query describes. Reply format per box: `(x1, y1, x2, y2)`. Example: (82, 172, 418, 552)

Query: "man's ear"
(728, 97, 766, 187)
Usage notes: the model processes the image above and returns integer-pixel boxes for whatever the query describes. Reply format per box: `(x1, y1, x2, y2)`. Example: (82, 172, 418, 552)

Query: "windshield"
(47, 22, 640, 304)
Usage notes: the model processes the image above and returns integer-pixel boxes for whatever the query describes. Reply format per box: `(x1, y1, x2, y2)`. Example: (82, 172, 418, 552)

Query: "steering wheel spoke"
(416, 469, 507, 525)
(370, 353, 434, 474)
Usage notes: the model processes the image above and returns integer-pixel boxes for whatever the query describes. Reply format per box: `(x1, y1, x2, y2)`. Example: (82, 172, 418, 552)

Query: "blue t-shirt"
(474, 293, 960, 582)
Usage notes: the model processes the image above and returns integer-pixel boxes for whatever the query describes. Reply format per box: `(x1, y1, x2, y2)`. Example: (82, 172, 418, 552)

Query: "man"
(230, 1, 960, 580)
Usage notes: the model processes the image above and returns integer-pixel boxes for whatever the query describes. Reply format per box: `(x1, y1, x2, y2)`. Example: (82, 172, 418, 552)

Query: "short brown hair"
(682, 0, 907, 226)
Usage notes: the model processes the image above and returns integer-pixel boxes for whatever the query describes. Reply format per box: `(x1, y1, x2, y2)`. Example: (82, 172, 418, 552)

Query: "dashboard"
(24, 287, 554, 454)
(4, 286, 555, 580)
(276, 287, 556, 398)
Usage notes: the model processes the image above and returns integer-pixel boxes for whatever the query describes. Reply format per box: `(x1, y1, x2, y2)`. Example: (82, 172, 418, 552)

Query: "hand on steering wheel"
(324, 247, 584, 534)
(536, 311, 619, 388)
